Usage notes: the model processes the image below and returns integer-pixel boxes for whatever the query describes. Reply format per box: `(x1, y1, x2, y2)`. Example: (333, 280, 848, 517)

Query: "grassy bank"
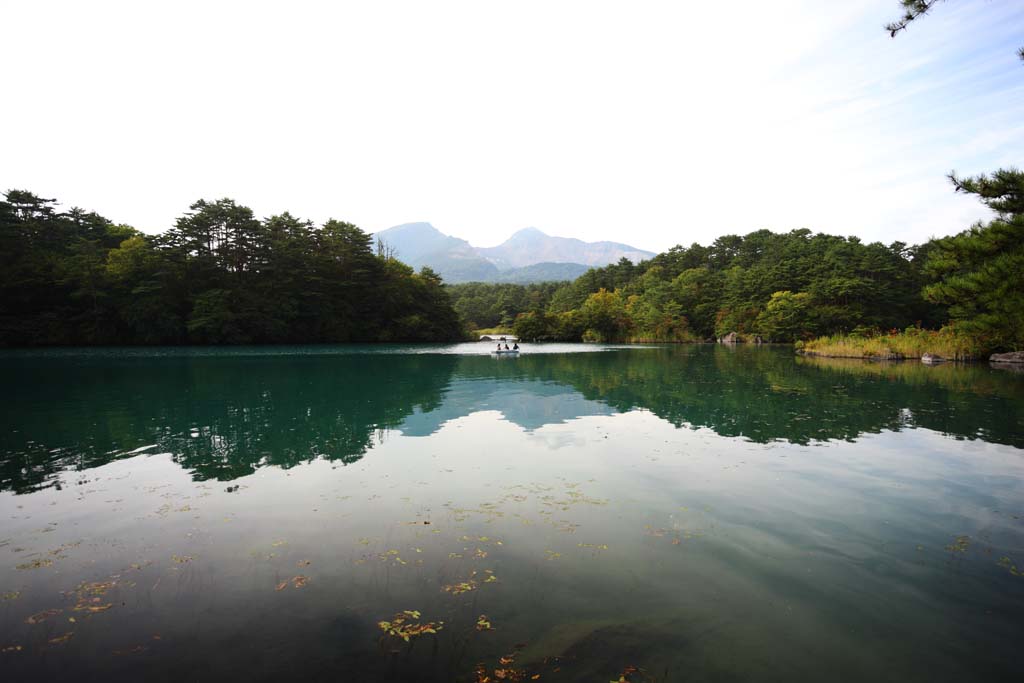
(797, 326, 988, 361)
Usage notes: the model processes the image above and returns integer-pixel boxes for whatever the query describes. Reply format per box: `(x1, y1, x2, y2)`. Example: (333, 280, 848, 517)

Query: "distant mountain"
(478, 227, 655, 270)
(373, 223, 653, 285)
(374, 223, 499, 282)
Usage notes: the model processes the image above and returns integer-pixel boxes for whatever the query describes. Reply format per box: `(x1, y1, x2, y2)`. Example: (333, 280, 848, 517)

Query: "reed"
(797, 326, 989, 361)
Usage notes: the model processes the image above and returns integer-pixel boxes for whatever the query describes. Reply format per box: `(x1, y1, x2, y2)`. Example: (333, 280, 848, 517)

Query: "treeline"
(446, 282, 564, 329)
(452, 233, 942, 343)
(0, 191, 463, 346)
(456, 168, 1022, 352)
(6, 165, 1019, 351)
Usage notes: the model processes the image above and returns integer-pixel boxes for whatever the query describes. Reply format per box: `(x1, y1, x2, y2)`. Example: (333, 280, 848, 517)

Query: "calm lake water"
(1, 344, 1023, 682)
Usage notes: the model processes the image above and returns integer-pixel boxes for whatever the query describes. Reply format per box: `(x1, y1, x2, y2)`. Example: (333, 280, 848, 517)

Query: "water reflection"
(0, 352, 457, 493)
(1, 345, 1022, 493)
(2, 345, 1024, 682)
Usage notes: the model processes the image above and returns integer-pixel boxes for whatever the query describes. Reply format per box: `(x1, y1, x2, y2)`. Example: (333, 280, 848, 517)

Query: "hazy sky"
(2, 1, 1022, 252)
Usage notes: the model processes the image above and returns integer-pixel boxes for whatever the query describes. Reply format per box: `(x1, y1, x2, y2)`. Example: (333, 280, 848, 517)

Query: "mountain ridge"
(373, 223, 654, 284)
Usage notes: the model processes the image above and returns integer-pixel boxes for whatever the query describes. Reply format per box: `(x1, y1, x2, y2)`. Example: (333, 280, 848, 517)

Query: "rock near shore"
(990, 351, 1024, 364)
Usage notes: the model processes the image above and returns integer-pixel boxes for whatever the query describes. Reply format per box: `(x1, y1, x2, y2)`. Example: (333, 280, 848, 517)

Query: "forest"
(448, 168, 1023, 354)
(0, 192, 463, 345)
(3, 166, 1020, 353)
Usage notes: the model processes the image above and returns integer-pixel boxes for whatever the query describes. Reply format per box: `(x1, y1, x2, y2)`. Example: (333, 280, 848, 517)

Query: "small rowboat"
(492, 349, 520, 355)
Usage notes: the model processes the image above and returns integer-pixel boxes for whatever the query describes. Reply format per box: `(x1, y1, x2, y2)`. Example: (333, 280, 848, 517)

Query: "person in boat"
(496, 343, 502, 351)
(513, 342, 519, 350)
(504, 343, 510, 350)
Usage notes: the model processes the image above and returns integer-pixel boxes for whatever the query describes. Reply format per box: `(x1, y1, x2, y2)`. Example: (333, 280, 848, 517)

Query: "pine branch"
(885, 0, 943, 38)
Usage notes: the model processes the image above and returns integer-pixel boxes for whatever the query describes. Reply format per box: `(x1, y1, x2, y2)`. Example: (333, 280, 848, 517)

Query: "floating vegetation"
(473, 649, 533, 682)
(444, 569, 493, 594)
(26, 609, 62, 624)
(171, 555, 194, 564)
(544, 550, 561, 561)
(377, 610, 443, 642)
(77, 580, 117, 596)
(48, 541, 82, 557)
(16, 557, 53, 570)
(74, 603, 112, 614)
(476, 615, 493, 631)
(296, 560, 311, 567)
(1, 645, 23, 653)
(274, 575, 310, 591)
(645, 525, 703, 545)
(460, 535, 503, 545)
(577, 543, 609, 551)
(272, 540, 287, 547)
(154, 502, 196, 518)
(997, 557, 1022, 577)
(611, 664, 651, 682)
(945, 535, 970, 553)
(1, 591, 19, 601)
(446, 502, 506, 523)
(378, 549, 408, 566)
(48, 632, 74, 645)
(444, 579, 478, 595)
(70, 579, 117, 615)
(292, 575, 309, 589)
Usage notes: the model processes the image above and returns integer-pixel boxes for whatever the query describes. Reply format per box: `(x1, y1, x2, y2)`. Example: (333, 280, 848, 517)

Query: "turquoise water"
(1, 344, 1022, 682)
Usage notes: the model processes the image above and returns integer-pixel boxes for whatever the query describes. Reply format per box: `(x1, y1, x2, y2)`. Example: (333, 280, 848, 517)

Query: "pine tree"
(923, 169, 1024, 350)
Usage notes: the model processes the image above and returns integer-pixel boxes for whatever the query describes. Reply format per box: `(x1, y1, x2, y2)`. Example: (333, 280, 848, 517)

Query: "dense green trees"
(0, 192, 463, 346)
(449, 228, 970, 345)
(5, 180, 1018, 351)
(513, 229, 941, 343)
(499, 171, 1019, 351)
(922, 169, 1024, 350)
(445, 281, 563, 329)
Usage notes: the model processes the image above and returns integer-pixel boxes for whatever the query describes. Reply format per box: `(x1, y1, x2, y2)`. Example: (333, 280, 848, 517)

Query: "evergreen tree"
(922, 169, 1024, 350)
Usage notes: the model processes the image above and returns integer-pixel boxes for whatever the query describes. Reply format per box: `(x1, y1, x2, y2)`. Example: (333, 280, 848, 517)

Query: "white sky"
(2, 0, 1022, 252)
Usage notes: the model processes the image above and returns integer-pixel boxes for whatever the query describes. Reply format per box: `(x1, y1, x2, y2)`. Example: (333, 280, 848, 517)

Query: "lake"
(1, 344, 1023, 682)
